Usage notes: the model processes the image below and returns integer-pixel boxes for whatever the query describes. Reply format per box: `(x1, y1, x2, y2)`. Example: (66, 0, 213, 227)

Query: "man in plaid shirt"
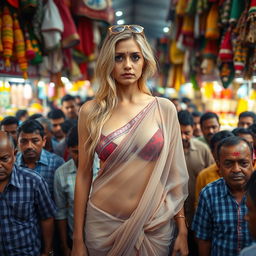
(15, 119, 64, 197)
(0, 131, 56, 256)
(192, 136, 254, 256)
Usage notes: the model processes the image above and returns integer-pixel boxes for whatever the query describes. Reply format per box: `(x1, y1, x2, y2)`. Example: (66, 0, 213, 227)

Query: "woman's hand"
(171, 232, 189, 256)
(71, 239, 88, 256)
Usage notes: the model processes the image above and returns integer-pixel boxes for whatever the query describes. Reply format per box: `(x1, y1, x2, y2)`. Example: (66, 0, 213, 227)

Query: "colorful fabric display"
(2, 6, 14, 67)
(205, 3, 220, 39)
(169, 40, 185, 65)
(219, 0, 231, 26)
(53, 0, 80, 48)
(219, 62, 235, 88)
(219, 29, 233, 62)
(229, 0, 245, 24)
(0, 10, 3, 53)
(13, 13, 28, 79)
(176, 0, 187, 16)
(24, 27, 36, 60)
(246, 0, 256, 43)
(235, 0, 250, 43)
(41, 0, 63, 50)
(7, 0, 19, 8)
(186, 0, 197, 15)
(76, 17, 95, 60)
(29, 30, 42, 64)
(233, 41, 247, 75)
(197, 0, 208, 14)
(203, 39, 218, 59)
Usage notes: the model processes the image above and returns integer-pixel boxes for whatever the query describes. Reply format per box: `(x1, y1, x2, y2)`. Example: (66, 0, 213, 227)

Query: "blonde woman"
(72, 25, 189, 256)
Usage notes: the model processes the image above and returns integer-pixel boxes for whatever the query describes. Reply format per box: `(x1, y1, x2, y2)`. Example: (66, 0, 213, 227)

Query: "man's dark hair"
(18, 119, 45, 138)
(61, 119, 77, 135)
(200, 112, 219, 126)
(47, 109, 65, 120)
(178, 110, 194, 126)
(61, 94, 75, 105)
(246, 171, 256, 206)
(181, 97, 191, 104)
(239, 111, 256, 123)
(67, 125, 78, 148)
(217, 136, 253, 161)
(209, 130, 234, 152)
(15, 109, 28, 120)
(192, 111, 202, 118)
(232, 127, 254, 138)
(28, 113, 43, 120)
(1, 116, 19, 128)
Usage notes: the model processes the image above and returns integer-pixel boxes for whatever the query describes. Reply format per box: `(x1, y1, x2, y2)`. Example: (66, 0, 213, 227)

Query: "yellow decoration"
(236, 99, 248, 116)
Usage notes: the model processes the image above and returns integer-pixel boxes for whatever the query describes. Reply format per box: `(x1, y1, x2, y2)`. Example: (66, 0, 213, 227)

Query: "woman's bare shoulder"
(79, 99, 97, 117)
(155, 97, 176, 112)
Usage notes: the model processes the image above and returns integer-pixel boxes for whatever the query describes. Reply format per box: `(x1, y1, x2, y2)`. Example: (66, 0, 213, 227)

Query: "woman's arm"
(71, 102, 94, 256)
(171, 207, 188, 256)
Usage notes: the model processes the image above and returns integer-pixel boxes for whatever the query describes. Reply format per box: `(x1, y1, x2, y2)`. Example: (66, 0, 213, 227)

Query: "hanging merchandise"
(2, 6, 13, 67)
(41, 0, 64, 50)
(53, 0, 80, 48)
(13, 13, 28, 79)
(0, 10, 3, 53)
(71, 0, 114, 24)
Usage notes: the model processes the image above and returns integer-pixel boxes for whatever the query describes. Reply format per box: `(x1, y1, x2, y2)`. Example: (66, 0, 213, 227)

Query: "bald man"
(0, 131, 56, 256)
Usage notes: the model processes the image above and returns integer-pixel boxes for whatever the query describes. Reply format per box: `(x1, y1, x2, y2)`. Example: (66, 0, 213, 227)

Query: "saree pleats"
(85, 97, 189, 256)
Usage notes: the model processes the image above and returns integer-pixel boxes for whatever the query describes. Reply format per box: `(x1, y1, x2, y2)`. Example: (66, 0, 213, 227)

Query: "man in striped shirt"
(192, 136, 255, 256)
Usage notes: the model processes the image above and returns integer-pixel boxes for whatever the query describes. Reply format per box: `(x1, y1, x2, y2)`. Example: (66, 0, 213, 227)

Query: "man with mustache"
(15, 119, 64, 197)
(192, 136, 255, 256)
(178, 110, 214, 255)
(197, 112, 220, 146)
(0, 131, 56, 256)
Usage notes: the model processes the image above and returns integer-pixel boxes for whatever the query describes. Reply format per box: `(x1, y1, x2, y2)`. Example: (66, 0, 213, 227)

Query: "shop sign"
(0, 57, 38, 78)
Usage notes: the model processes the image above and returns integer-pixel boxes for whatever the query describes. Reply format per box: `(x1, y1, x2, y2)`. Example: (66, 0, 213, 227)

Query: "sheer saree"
(85, 97, 188, 256)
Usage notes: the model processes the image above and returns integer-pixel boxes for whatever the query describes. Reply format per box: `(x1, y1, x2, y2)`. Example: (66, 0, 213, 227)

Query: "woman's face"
(112, 38, 144, 87)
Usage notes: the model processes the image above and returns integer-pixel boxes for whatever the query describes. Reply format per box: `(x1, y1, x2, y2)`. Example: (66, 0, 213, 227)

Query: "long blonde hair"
(87, 29, 157, 155)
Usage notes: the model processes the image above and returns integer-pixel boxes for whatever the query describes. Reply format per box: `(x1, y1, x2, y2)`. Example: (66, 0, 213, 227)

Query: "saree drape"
(85, 97, 189, 256)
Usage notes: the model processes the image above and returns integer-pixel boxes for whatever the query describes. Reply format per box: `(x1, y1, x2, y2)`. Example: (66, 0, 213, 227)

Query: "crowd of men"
(0, 94, 256, 256)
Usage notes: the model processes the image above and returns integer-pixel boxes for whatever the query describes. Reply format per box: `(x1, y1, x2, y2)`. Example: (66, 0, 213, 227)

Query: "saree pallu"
(85, 97, 189, 256)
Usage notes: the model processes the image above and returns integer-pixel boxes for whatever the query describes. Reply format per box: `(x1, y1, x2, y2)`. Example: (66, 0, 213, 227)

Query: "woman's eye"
(115, 55, 123, 62)
(131, 54, 140, 61)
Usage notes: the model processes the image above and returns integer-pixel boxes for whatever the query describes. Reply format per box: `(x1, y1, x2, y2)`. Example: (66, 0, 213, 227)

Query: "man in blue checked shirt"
(192, 136, 255, 256)
(0, 131, 56, 256)
(15, 119, 65, 197)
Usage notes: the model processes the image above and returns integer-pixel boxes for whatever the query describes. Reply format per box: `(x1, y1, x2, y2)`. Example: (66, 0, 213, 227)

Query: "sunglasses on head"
(108, 25, 144, 35)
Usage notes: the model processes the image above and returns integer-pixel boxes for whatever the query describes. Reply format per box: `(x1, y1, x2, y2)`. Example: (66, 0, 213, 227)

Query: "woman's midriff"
(90, 161, 156, 219)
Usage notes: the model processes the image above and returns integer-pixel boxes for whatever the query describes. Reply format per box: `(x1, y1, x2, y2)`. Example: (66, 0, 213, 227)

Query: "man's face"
(68, 145, 79, 167)
(50, 118, 65, 140)
(180, 125, 194, 149)
(201, 118, 220, 144)
(0, 142, 15, 183)
(238, 117, 254, 129)
(218, 141, 253, 191)
(1, 124, 18, 143)
(61, 100, 78, 119)
(18, 131, 46, 161)
(193, 116, 202, 137)
(245, 194, 256, 239)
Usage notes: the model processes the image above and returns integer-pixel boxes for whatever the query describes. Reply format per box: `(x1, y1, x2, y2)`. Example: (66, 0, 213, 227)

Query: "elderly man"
(0, 131, 56, 256)
(15, 119, 64, 197)
(192, 136, 254, 256)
